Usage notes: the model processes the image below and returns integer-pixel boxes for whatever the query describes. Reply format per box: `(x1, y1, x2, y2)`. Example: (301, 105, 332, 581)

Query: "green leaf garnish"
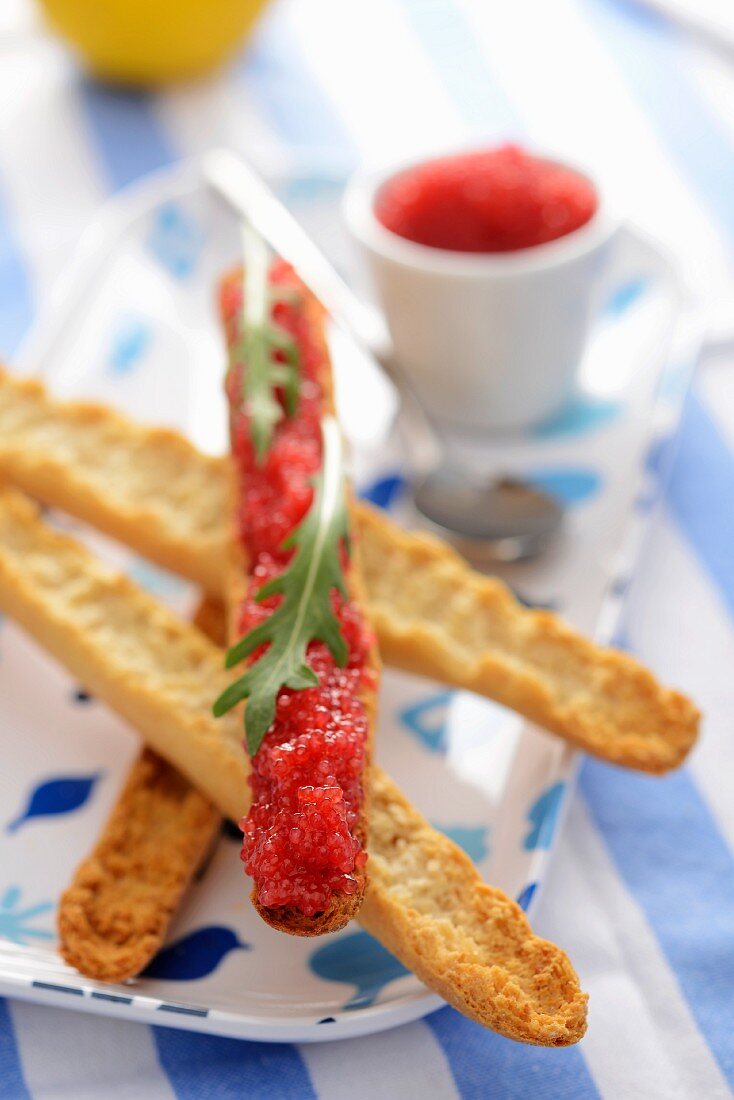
(213, 416, 350, 757)
(229, 225, 301, 463)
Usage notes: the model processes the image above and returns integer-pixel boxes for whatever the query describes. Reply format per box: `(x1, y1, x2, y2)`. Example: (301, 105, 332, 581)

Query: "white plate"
(0, 158, 699, 1043)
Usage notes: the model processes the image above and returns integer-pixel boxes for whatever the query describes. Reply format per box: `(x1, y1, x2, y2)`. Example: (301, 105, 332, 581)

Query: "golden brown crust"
(192, 592, 228, 649)
(0, 486, 250, 817)
(57, 596, 225, 983)
(0, 368, 698, 773)
(224, 287, 379, 936)
(251, 893, 358, 937)
(58, 747, 220, 983)
(0, 366, 231, 594)
(358, 503, 699, 773)
(0, 486, 586, 1043)
(363, 768, 587, 1045)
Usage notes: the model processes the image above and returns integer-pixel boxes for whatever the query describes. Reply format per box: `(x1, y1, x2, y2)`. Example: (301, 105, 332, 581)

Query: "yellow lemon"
(38, 0, 271, 86)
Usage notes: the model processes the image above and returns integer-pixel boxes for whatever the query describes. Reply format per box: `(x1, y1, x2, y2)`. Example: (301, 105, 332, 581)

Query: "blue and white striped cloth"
(1, 1, 733, 1096)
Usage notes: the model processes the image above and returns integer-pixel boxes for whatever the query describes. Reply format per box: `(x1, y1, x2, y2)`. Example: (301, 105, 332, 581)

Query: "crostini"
(214, 234, 380, 934)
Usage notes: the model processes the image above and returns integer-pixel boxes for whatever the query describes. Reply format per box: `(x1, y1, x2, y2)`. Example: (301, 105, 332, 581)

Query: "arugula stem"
(235, 225, 302, 463)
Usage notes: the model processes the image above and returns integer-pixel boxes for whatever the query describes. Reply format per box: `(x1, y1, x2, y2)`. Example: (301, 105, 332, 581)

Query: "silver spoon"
(203, 148, 564, 563)
(391, 375, 563, 562)
(414, 469, 563, 563)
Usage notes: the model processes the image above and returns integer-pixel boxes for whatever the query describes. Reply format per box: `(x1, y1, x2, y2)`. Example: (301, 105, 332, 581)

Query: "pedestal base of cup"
(418, 381, 577, 437)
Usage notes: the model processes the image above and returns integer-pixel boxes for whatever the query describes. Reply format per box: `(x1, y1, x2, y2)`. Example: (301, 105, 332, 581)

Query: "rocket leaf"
(228, 225, 301, 464)
(213, 416, 350, 756)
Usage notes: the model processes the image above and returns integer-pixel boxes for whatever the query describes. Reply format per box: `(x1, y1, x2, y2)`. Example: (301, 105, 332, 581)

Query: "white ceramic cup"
(342, 153, 621, 432)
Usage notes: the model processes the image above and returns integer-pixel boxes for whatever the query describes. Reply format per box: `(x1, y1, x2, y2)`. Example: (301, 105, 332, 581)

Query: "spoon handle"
(203, 148, 391, 362)
(203, 147, 442, 474)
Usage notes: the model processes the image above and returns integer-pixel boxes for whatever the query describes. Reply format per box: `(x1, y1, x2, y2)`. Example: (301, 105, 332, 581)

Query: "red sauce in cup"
(374, 144, 597, 254)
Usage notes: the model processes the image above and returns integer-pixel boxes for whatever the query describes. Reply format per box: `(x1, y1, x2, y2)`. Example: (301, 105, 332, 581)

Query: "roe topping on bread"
(217, 260, 377, 918)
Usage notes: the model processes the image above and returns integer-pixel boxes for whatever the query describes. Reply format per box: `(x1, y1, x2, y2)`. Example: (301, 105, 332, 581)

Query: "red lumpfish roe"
(220, 262, 374, 916)
(222, 263, 325, 561)
(374, 144, 597, 253)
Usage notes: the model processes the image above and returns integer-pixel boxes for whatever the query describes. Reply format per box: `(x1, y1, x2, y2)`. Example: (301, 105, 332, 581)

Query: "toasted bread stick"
(58, 747, 221, 983)
(0, 486, 248, 813)
(0, 368, 229, 594)
(0, 486, 586, 1044)
(359, 506, 698, 774)
(219, 267, 379, 936)
(0, 368, 698, 773)
(57, 598, 224, 984)
(362, 769, 586, 1046)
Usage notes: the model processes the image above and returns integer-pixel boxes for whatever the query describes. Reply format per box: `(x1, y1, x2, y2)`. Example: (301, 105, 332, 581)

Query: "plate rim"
(1, 155, 699, 1043)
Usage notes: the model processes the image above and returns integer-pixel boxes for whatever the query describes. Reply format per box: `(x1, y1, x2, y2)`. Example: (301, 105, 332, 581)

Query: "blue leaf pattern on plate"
(527, 468, 602, 505)
(0, 887, 54, 945)
(6, 774, 102, 832)
(532, 395, 621, 439)
(109, 316, 151, 375)
(399, 691, 454, 752)
(142, 927, 249, 981)
(656, 360, 692, 404)
(524, 782, 565, 851)
(277, 176, 345, 206)
(516, 882, 538, 911)
(434, 824, 490, 864)
(602, 277, 650, 317)
(146, 202, 203, 279)
(128, 558, 188, 599)
(359, 472, 406, 511)
(610, 626, 630, 652)
(309, 930, 409, 1010)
